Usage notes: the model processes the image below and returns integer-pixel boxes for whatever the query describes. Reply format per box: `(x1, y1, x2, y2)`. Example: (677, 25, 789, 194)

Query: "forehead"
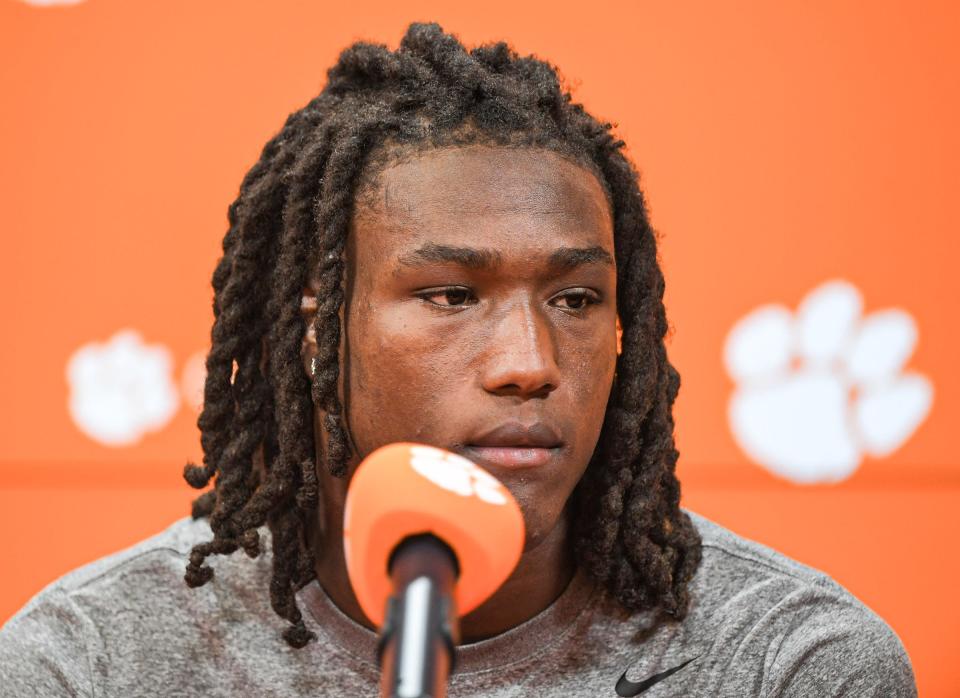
(350, 145, 614, 262)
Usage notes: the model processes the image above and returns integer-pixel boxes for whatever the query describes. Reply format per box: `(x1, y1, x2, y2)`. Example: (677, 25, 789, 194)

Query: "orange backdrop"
(2, 1, 958, 695)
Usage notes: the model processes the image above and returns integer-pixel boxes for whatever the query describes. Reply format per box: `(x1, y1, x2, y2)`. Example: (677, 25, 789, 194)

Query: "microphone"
(343, 443, 525, 698)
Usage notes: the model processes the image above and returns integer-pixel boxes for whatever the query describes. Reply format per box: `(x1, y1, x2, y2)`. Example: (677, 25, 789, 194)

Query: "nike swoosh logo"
(614, 654, 701, 696)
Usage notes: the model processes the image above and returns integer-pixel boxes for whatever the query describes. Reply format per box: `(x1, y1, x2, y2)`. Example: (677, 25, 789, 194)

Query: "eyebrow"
(547, 245, 614, 272)
(397, 243, 502, 270)
(396, 243, 613, 272)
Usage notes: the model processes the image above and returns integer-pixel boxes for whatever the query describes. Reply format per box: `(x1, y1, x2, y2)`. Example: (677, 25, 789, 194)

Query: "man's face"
(324, 145, 617, 550)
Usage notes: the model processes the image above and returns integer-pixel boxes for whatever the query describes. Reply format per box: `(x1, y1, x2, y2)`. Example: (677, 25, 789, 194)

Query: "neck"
(306, 472, 576, 643)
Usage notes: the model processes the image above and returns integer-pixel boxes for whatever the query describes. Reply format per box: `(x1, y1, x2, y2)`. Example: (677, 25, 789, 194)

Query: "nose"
(480, 298, 560, 399)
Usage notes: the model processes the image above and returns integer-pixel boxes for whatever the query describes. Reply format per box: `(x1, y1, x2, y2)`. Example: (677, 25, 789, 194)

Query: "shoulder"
(684, 507, 895, 630)
(678, 508, 917, 696)
(6, 516, 269, 623)
(10, 516, 216, 612)
(5, 516, 199, 625)
(12, 515, 277, 621)
(686, 507, 852, 597)
(1, 516, 276, 694)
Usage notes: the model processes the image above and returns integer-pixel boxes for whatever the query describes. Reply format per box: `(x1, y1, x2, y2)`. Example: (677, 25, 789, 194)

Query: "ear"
(301, 286, 319, 380)
(616, 314, 623, 356)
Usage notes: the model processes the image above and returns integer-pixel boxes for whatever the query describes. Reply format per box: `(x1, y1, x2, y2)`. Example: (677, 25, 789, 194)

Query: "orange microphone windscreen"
(343, 443, 525, 627)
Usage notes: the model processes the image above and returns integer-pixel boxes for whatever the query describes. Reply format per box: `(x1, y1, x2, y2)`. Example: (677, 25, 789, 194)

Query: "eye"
(550, 288, 601, 311)
(416, 286, 478, 307)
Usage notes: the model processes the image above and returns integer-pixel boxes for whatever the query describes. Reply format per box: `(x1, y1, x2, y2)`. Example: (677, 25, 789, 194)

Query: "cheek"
(561, 323, 618, 412)
(556, 323, 617, 489)
(345, 305, 465, 449)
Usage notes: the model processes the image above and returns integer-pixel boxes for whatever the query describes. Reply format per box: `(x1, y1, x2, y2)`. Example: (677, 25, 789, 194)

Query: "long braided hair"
(182, 22, 702, 648)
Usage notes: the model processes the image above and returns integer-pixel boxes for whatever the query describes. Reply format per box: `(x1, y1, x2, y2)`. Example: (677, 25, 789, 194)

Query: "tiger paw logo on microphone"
(410, 446, 509, 505)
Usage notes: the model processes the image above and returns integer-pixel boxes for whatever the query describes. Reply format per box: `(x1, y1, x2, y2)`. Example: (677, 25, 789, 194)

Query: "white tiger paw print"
(66, 329, 180, 446)
(723, 280, 934, 484)
(409, 445, 509, 505)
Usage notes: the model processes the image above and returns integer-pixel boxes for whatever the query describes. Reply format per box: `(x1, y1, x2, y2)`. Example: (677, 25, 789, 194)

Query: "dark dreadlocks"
(182, 21, 702, 649)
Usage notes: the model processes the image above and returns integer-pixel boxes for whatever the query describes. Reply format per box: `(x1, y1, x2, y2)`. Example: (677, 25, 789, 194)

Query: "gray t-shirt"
(1, 509, 916, 697)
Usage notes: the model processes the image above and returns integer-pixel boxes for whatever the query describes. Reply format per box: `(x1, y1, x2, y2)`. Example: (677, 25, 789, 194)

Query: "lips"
(464, 422, 563, 469)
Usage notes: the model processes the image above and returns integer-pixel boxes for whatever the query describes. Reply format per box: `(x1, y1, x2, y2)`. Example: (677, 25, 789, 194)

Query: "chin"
(517, 506, 567, 554)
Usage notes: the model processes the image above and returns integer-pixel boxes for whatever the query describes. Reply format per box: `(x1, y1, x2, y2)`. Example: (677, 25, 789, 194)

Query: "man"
(1, 22, 916, 696)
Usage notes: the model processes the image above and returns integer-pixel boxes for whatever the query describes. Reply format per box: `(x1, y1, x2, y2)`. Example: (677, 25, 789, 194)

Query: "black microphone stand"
(377, 534, 461, 698)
